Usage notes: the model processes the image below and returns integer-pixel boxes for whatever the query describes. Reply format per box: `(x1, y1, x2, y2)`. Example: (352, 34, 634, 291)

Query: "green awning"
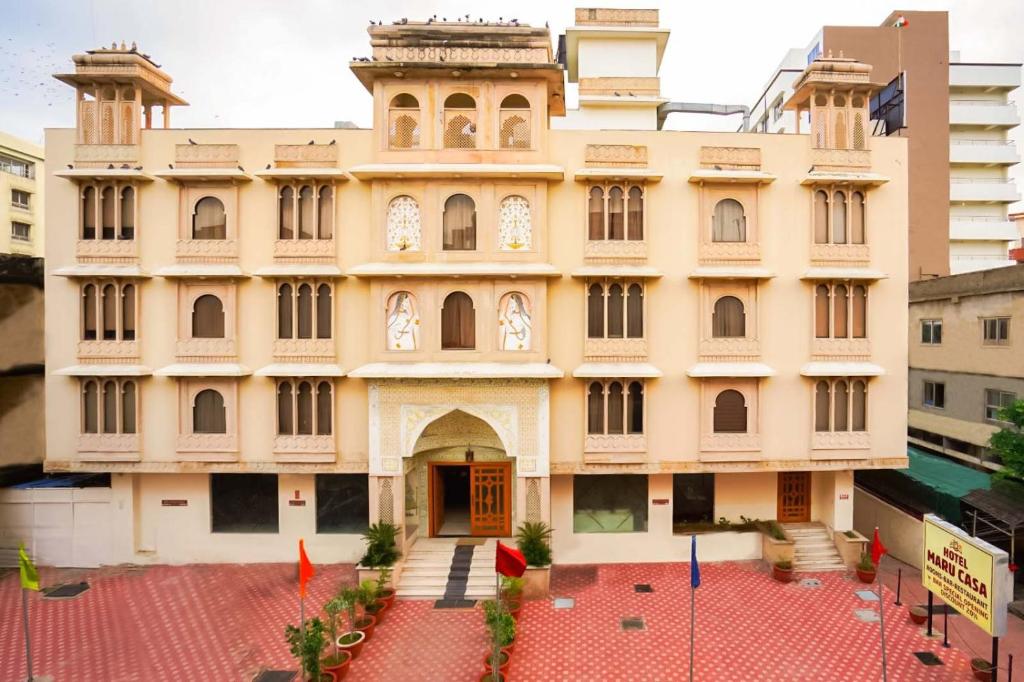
(904, 446, 991, 499)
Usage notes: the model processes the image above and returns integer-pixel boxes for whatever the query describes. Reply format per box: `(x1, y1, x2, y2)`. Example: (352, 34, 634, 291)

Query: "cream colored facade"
(0, 131, 44, 258)
(44, 15, 908, 567)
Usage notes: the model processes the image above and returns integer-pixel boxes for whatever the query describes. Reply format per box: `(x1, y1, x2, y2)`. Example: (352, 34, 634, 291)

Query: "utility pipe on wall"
(657, 102, 752, 132)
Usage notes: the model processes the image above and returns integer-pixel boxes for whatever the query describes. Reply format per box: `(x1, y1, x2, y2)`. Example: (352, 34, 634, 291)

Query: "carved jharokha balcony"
(584, 239, 648, 261)
(78, 339, 140, 360)
(698, 240, 761, 265)
(78, 433, 141, 461)
(176, 433, 238, 461)
(811, 430, 871, 453)
(584, 337, 648, 361)
(176, 338, 236, 360)
(811, 338, 871, 359)
(699, 432, 762, 461)
(698, 337, 760, 361)
(176, 238, 238, 260)
(584, 434, 647, 464)
(76, 239, 138, 260)
(809, 242, 871, 266)
(272, 338, 335, 361)
(273, 239, 336, 260)
(273, 434, 336, 463)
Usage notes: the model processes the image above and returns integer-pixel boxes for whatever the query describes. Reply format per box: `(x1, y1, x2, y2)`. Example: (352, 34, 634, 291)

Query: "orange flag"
(298, 539, 315, 598)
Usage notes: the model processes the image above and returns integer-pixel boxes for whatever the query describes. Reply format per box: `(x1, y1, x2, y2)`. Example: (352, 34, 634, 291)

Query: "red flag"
(495, 541, 527, 578)
(871, 527, 887, 565)
(298, 539, 315, 597)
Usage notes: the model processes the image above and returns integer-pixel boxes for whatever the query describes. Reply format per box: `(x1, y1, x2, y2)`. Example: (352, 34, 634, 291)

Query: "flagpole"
(22, 588, 33, 681)
(689, 582, 695, 682)
(876, 552, 888, 681)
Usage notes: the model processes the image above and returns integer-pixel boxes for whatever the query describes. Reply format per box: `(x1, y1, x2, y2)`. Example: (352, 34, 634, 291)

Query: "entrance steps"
(397, 538, 500, 600)
(783, 523, 848, 572)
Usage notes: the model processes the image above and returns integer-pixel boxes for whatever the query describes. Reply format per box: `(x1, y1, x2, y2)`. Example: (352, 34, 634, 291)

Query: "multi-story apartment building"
(747, 10, 1022, 278)
(44, 13, 908, 568)
(908, 264, 1024, 472)
(0, 131, 44, 258)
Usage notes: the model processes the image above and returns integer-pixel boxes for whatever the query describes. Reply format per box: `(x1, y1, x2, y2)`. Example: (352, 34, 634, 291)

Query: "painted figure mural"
(385, 291, 420, 350)
(498, 292, 532, 351)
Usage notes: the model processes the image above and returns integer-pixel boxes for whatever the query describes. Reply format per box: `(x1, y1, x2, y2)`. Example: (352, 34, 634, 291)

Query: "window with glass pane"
(672, 474, 714, 525)
(11, 221, 30, 241)
(573, 474, 648, 533)
(210, 474, 279, 533)
(982, 317, 1009, 345)
(315, 474, 369, 533)
(924, 381, 945, 409)
(921, 319, 942, 344)
(11, 189, 30, 208)
(984, 389, 1015, 423)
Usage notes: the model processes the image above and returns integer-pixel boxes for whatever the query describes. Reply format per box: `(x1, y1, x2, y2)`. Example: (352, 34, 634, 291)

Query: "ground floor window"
(672, 474, 715, 526)
(316, 474, 369, 533)
(573, 474, 648, 533)
(210, 474, 279, 533)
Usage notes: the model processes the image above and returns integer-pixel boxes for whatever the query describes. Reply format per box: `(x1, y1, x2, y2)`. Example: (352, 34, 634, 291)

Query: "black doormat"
(918, 604, 959, 615)
(634, 583, 653, 593)
(913, 652, 943, 666)
(620, 617, 645, 631)
(252, 671, 297, 682)
(42, 582, 89, 599)
(434, 598, 477, 609)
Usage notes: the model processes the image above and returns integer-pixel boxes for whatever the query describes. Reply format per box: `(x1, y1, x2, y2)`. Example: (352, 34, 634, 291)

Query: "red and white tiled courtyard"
(0, 560, 1000, 680)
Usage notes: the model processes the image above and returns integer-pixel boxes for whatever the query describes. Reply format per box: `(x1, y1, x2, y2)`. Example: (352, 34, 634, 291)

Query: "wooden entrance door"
(470, 462, 512, 537)
(777, 472, 811, 523)
(429, 464, 446, 536)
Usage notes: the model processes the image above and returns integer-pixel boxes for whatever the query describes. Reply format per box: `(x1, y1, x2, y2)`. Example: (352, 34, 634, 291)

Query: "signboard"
(922, 514, 1010, 637)
(869, 72, 906, 136)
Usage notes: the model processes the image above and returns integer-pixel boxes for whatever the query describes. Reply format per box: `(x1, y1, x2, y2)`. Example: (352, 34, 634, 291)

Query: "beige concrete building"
(908, 264, 1024, 472)
(42, 15, 908, 573)
(1, 132, 44, 258)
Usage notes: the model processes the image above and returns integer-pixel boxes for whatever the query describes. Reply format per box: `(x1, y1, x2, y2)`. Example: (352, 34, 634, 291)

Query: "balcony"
(949, 64, 1021, 90)
(949, 178, 1021, 203)
(808, 243, 870, 266)
(811, 338, 871, 359)
(273, 338, 335, 361)
(698, 240, 761, 265)
(949, 139, 1020, 165)
(73, 144, 140, 167)
(699, 432, 761, 461)
(77, 433, 140, 461)
(583, 434, 647, 464)
(176, 238, 239, 260)
(950, 255, 1017, 275)
(77, 238, 137, 260)
(176, 338, 236, 360)
(273, 434, 336, 463)
(949, 101, 1019, 128)
(949, 216, 1020, 241)
(273, 239, 336, 260)
(584, 239, 648, 261)
(78, 339, 139, 360)
(584, 337, 647, 361)
(698, 337, 760, 361)
(811, 430, 871, 455)
(176, 432, 237, 461)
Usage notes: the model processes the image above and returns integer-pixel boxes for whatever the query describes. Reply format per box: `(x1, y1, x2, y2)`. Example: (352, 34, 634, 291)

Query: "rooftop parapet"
(54, 42, 187, 107)
(574, 8, 659, 27)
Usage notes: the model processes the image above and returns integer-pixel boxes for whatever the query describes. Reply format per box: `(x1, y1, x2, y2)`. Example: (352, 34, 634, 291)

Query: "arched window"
(835, 109, 848, 150)
(192, 294, 225, 338)
(192, 197, 226, 240)
(853, 112, 866, 150)
(712, 296, 745, 338)
(441, 291, 475, 349)
(851, 192, 865, 244)
(389, 93, 421, 149)
(442, 194, 476, 251)
(277, 283, 293, 339)
(713, 390, 747, 433)
(82, 186, 97, 239)
(833, 285, 849, 338)
(626, 284, 643, 338)
(813, 190, 829, 244)
(101, 186, 116, 239)
(499, 94, 531, 149)
(316, 382, 332, 435)
(122, 284, 136, 340)
(119, 186, 135, 239)
(318, 186, 333, 239)
(607, 284, 624, 338)
(832, 191, 847, 244)
(814, 285, 830, 339)
(83, 283, 97, 340)
(279, 186, 294, 239)
(607, 382, 624, 434)
(852, 286, 867, 338)
(834, 380, 849, 431)
(443, 93, 477, 149)
(193, 389, 226, 434)
(82, 380, 98, 433)
(121, 381, 136, 434)
(385, 291, 420, 351)
(297, 381, 313, 435)
(102, 380, 118, 433)
(101, 284, 117, 340)
(316, 284, 332, 339)
(588, 187, 605, 240)
(298, 186, 315, 240)
(607, 187, 624, 240)
(852, 380, 867, 431)
(587, 382, 604, 434)
(627, 186, 644, 240)
(498, 195, 531, 250)
(297, 284, 313, 339)
(627, 381, 644, 434)
(587, 283, 604, 338)
(815, 381, 831, 431)
(386, 195, 421, 251)
(712, 199, 746, 242)
(277, 382, 293, 434)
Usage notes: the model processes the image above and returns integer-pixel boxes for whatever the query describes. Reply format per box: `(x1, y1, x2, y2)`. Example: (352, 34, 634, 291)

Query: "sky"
(0, 0, 1021, 202)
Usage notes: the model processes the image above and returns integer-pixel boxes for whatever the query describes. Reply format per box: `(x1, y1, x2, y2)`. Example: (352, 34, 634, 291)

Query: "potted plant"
(772, 559, 794, 583)
(971, 657, 994, 682)
(333, 590, 366, 660)
(285, 616, 334, 681)
(515, 521, 552, 599)
(360, 522, 401, 571)
(353, 582, 378, 643)
(322, 598, 353, 679)
(375, 566, 396, 608)
(481, 599, 516, 681)
(908, 605, 928, 625)
(359, 579, 388, 627)
(855, 553, 877, 584)
(500, 576, 524, 620)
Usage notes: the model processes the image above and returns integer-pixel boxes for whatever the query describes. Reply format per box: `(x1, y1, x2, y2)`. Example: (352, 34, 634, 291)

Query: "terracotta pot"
(909, 606, 928, 625)
(855, 568, 876, 584)
(366, 599, 388, 626)
(772, 565, 794, 583)
(322, 650, 352, 680)
(478, 673, 505, 682)
(482, 649, 511, 674)
(971, 658, 994, 682)
(337, 631, 365, 660)
(506, 602, 522, 621)
(319, 673, 338, 682)
(502, 642, 515, 656)
(378, 588, 396, 609)
(354, 614, 377, 643)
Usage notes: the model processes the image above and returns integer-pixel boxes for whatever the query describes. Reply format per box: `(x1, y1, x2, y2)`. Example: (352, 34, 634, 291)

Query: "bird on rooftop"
(265, 163, 272, 170)
(168, 164, 174, 169)
(329, 139, 336, 145)
(237, 165, 244, 171)
(188, 138, 197, 145)
(134, 166, 142, 171)
(308, 140, 315, 145)
(107, 164, 114, 169)
(439, 54, 445, 61)
(426, 18, 432, 24)
(66, 164, 73, 169)
(121, 164, 129, 169)
(614, 92, 621, 96)
(714, 165, 722, 170)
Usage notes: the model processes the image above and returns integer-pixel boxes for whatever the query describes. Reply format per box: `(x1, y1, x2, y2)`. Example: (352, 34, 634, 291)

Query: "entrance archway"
(405, 409, 514, 537)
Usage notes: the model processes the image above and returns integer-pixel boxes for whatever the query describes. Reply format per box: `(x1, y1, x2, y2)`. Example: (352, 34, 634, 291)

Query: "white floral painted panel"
(386, 195, 421, 252)
(498, 292, 532, 351)
(385, 291, 420, 351)
(498, 195, 531, 251)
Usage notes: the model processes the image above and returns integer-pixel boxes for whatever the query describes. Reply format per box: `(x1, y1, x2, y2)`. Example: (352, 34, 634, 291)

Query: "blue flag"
(690, 534, 700, 589)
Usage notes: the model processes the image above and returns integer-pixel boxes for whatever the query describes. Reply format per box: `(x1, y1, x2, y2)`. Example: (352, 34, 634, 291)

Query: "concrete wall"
(0, 273, 44, 471)
(853, 486, 922, 568)
(0, 131, 44, 258)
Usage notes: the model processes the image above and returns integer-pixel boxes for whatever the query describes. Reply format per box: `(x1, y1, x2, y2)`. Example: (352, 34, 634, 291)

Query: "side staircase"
(783, 523, 848, 572)
(396, 537, 499, 601)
